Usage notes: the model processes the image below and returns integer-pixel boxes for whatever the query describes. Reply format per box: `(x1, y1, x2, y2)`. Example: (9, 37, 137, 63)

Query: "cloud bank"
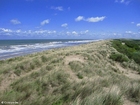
(75, 16, 106, 22)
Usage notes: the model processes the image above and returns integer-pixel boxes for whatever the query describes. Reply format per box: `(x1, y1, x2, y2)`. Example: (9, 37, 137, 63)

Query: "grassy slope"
(0, 40, 140, 105)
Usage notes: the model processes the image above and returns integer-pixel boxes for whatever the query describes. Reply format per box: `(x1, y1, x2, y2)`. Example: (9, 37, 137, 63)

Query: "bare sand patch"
(64, 55, 85, 82)
(64, 55, 85, 65)
(115, 63, 140, 80)
(0, 72, 17, 91)
(123, 99, 136, 105)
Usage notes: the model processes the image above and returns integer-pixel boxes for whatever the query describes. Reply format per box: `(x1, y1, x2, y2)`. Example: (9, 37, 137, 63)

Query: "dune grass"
(0, 40, 140, 105)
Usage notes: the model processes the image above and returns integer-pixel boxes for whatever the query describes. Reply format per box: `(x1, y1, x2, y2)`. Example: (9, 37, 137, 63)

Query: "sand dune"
(0, 40, 140, 105)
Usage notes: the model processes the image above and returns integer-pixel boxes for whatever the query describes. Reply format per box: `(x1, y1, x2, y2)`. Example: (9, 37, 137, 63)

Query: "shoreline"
(0, 40, 101, 61)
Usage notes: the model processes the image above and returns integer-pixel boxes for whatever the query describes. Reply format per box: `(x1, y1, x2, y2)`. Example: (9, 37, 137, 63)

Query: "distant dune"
(0, 40, 140, 105)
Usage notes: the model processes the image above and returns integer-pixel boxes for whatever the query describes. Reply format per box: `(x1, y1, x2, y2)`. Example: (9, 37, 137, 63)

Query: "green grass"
(110, 53, 129, 63)
(76, 73, 83, 79)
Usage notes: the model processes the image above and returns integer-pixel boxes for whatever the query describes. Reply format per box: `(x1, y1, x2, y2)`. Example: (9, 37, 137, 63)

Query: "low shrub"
(112, 40, 140, 65)
(110, 53, 129, 63)
(131, 52, 140, 65)
(76, 73, 83, 79)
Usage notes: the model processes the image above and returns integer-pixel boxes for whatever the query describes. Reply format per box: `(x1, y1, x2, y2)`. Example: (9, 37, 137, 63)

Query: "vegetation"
(126, 82, 140, 103)
(111, 39, 140, 64)
(0, 40, 140, 105)
(110, 53, 128, 63)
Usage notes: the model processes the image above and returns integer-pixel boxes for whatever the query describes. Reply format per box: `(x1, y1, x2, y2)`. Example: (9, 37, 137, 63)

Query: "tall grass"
(126, 82, 140, 103)
(0, 40, 140, 105)
(69, 61, 83, 72)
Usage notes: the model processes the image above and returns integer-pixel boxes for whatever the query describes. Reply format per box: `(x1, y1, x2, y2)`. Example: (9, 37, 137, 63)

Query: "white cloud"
(34, 30, 46, 34)
(137, 23, 140, 27)
(75, 16, 106, 22)
(61, 23, 68, 27)
(113, 33, 117, 35)
(1, 27, 140, 39)
(72, 31, 78, 35)
(53, 31, 56, 33)
(115, 0, 130, 5)
(125, 31, 132, 34)
(75, 16, 84, 21)
(80, 30, 89, 34)
(34, 30, 56, 35)
(51, 6, 63, 11)
(41, 19, 49, 25)
(0, 28, 12, 32)
(47, 30, 56, 34)
(86, 16, 106, 22)
(85, 30, 89, 33)
(0, 28, 21, 36)
(16, 30, 21, 33)
(28, 30, 32, 34)
(10, 19, 21, 25)
(0, 28, 58, 37)
(120, 0, 125, 3)
(66, 31, 70, 35)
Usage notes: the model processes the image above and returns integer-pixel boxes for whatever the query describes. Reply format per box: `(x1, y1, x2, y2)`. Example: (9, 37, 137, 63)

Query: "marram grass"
(0, 40, 140, 105)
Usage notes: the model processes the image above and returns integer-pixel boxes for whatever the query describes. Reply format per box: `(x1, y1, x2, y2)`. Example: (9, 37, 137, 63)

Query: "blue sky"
(0, 0, 140, 39)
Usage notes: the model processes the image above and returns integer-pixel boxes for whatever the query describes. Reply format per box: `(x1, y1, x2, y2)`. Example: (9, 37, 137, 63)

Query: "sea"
(0, 39, 99, 60)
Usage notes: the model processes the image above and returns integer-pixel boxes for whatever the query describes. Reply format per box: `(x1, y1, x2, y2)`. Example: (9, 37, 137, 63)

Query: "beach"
(0, 39, 97, 60)
(0, 40, 140, 105)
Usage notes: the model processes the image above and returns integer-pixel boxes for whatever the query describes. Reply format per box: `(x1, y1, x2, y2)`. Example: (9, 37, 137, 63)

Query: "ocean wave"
(0, 40, 97, 59)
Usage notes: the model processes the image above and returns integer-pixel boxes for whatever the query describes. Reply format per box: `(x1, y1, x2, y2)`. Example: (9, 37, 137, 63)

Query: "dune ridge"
(0, 40, 140, 105)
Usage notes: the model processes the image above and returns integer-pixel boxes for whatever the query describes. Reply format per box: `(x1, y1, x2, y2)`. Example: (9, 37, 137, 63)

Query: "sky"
(0, 0, 140, 39)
